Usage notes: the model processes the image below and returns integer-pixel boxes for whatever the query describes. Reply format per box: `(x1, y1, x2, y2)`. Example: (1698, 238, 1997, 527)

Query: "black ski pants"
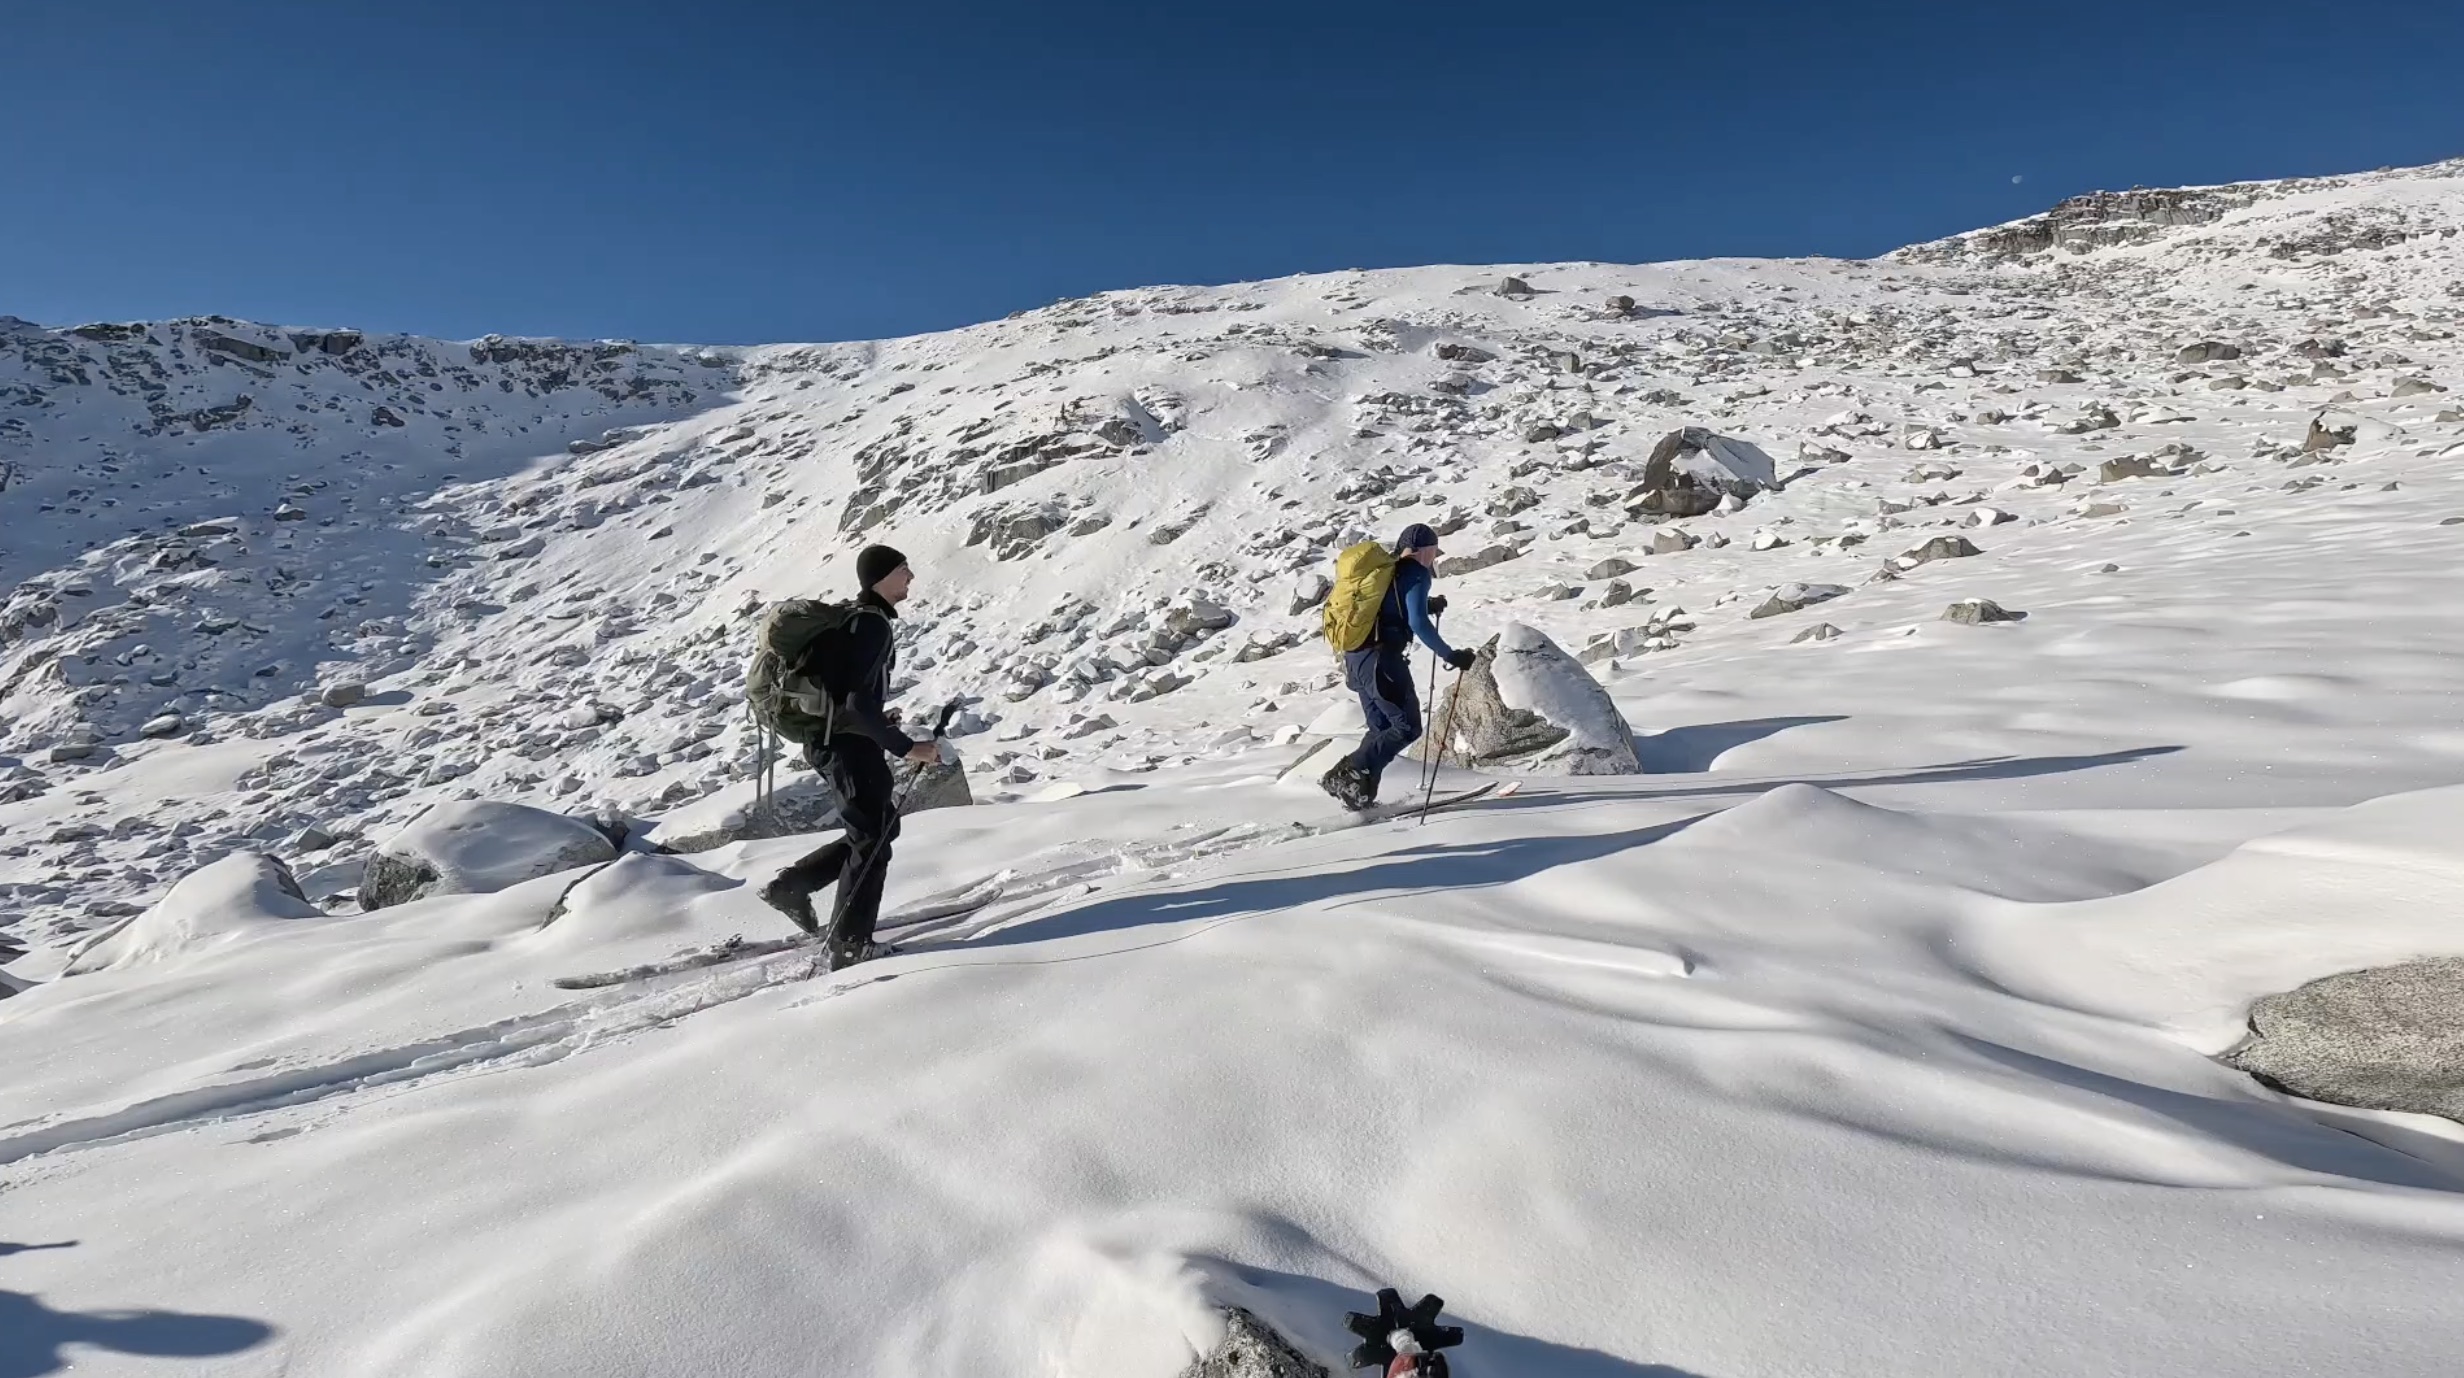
(776, 735, 901, 949)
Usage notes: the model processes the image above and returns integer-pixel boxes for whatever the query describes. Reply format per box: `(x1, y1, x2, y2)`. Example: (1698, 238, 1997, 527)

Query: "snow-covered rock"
(62, 853, 319, 975)
(360, 801, 617, 910)
(1629, 426, 1780, 518)
(1750, 582, 1851, 619)
(890, 745, 976, 814)
(650, 774, 841, 854)
(1179, 1308, 1328, 1378)
(1428, 622, 1640, 773)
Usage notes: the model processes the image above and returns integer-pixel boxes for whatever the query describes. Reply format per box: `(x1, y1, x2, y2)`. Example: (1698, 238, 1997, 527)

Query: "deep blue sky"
(7, 1, 2460, 345)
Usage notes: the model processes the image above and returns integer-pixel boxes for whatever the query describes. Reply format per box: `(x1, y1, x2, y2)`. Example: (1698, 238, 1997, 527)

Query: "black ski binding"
(1345, 1288, 1464, 1376)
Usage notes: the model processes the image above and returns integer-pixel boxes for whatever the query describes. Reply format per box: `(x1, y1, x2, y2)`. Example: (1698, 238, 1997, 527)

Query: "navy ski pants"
(1343, 641, 1422, 788)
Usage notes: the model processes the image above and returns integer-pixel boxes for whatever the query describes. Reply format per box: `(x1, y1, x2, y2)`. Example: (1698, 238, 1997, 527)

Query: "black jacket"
(798, 590, 908, 753)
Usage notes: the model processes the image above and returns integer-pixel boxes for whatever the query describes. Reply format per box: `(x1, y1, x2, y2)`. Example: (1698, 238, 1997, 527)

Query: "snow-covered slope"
(5, 159, 2464, 1376)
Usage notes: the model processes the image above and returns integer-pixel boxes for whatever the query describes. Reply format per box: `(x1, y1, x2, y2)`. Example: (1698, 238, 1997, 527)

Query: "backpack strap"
(817, 602, 892, 748)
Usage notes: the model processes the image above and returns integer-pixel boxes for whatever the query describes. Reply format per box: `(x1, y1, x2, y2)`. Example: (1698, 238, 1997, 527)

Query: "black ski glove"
(1425, 594, 1448, 619)
(1445, 648, 1477, 672)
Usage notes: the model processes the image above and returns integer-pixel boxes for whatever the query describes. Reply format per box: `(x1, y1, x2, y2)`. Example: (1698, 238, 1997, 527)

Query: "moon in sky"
(2011, 174, 2025, 184)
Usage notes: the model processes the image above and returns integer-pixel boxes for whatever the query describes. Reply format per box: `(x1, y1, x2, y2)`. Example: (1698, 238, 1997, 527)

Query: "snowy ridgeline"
(3, 159, 2462, 951)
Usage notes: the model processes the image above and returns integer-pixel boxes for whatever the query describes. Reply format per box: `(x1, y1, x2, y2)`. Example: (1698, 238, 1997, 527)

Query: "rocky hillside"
(3, 158, 2461, 961)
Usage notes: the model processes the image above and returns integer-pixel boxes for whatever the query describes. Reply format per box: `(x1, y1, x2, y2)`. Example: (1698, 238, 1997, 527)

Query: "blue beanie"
(1395, 522, 1439, 553)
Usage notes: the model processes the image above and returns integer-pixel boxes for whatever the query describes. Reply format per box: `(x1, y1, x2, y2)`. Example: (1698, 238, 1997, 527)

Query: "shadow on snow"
(0, 1242, 273, 1378)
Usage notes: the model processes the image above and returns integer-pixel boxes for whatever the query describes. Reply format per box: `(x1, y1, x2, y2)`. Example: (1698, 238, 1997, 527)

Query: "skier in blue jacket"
(1321, 522, 1477, 810)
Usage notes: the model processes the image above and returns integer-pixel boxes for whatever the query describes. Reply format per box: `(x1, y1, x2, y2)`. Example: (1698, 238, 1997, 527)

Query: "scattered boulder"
(1162, 596, 1237, 640)
(2392, 377, 2448, 399)
(1750, 582, 1851, 619)
(361, 801, 618, 910)
(1433, 342, 1494, 363)
(1895, 535, 1983, 569)
(1791, 622, 1844, 644)
(1605, 294, 1636, 315)
(2301, 417, 2358, 453)
(1629, 427, 1779, 518)
(890, 747, 975, 814)
(1179, 1308, 1328, 1378)
(2098, 456, 2166, 483)
(1426, 623, 1640, 774)
(2175, 341, 2243, 365)
(2036, 368, 2084, 384)
(1942, 598, 2025, 625)
(1595, 578, 1643, 609)
(320, 681, 368, 708)
(1496, 276, 1534, 298)
(1648, 526, 1698, 555)
(139, 712, 186, 738)
(1437, 543, 1520, 577)
(1586, 556, 1638, 580)
(654, 774, 841, 853)
(371, 405, 406, 428)
(2221, 957, 2464, 1123)
(1488, 486, 1539, 517)
(273, 502, 308, 522)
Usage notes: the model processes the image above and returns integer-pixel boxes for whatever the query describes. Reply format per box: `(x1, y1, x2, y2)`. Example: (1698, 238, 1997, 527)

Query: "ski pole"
(1418, 663, 1464, 826)
(1418, 644, 1440, 805)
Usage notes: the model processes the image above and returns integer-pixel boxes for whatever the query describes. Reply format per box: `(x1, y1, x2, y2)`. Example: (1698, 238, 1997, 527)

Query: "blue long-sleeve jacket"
(1374, 560, 1458, 660)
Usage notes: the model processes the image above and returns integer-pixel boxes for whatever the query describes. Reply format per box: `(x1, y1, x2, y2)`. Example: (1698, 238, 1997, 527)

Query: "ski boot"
(1318, 760, 1375, 812)
(758, 877, 821, 936)
(825, 939, 900, 973)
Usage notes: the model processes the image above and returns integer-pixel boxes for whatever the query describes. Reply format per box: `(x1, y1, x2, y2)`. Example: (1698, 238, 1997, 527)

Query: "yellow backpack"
(1322, 541, 1399, 654)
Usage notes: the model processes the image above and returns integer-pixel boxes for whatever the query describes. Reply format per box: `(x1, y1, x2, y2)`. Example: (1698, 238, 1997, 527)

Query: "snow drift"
(62, 852, 321, 975)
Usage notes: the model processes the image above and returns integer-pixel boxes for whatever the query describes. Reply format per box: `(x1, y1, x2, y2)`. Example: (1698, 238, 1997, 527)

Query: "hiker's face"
(876, 564, 914, 603)
(1410, 545, 1440, 570)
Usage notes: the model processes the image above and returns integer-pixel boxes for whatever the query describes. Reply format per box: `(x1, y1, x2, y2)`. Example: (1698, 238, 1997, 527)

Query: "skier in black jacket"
(760, 544, 940, 970)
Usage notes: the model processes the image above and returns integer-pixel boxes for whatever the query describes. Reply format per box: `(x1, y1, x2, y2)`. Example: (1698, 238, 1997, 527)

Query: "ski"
(550, 882, 1001, 990)
(1304, 780, 1516, 830)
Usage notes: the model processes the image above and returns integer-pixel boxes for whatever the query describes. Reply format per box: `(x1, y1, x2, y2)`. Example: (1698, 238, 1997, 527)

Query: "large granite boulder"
(1423, 622, 1641, 774)
(1627, 427, 1779, 519)
(2221, 956, 2464, 1123)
